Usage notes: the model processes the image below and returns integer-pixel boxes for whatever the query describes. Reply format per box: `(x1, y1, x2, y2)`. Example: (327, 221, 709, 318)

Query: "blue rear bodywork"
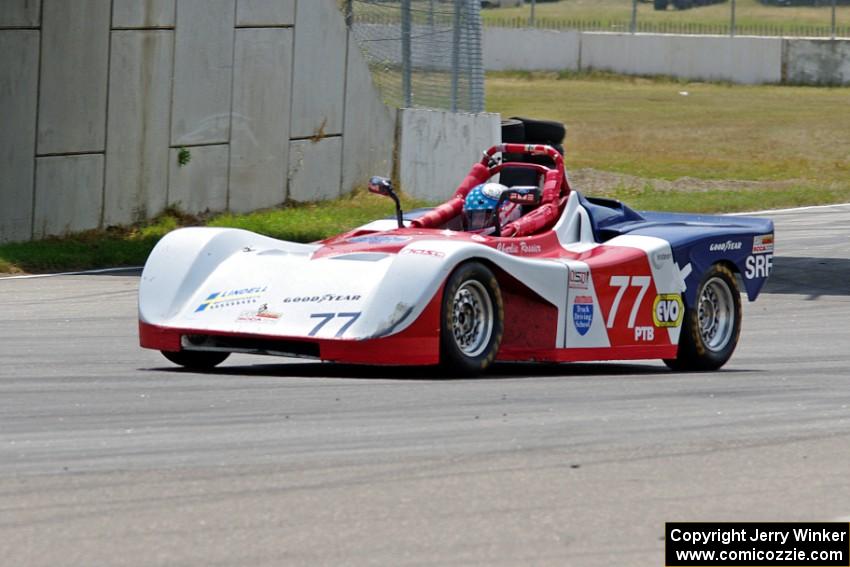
(579, 195, 775, 306)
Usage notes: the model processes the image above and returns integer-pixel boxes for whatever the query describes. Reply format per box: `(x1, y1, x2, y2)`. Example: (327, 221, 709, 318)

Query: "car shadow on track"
(147, 360, 757, 380)
(763, 256, 850, 298)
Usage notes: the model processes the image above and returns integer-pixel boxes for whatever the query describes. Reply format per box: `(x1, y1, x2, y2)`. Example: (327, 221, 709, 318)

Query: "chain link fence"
(480, 0, 850, 39)
(346, 0, 485, 113)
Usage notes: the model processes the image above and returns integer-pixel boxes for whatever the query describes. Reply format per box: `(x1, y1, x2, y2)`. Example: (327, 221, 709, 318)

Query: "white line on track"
(0, 266, 142, 281)
(728, 202, 850, 216)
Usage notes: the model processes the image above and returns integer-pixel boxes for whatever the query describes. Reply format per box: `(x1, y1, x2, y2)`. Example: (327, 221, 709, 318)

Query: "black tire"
(501, 118, 526, 144)
(664, 264, 742, 371)
(654, 0, 669, 9)
(440, 262, 504, 376)
(510, 117, 566, 146)
(162, 350, 230, 370)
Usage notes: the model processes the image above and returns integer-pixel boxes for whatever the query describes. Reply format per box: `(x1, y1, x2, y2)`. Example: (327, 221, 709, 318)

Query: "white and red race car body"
(139, 143, 772, 370)
(140, 193, 693, 365)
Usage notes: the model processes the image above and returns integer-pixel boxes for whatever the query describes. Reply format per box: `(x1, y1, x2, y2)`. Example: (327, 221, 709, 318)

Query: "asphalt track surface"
(2, 205, 849, 567)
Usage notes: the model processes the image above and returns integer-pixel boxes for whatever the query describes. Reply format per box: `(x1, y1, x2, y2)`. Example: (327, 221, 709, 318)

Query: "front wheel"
(664, 264, 741, 371)
(440, 262, 504, 376)
(162, 350, 230, 370)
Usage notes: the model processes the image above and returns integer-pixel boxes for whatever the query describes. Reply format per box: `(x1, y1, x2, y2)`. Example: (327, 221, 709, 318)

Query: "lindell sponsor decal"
(752, 234, 774, 255)
(709, 240, 743, 253)
(195, 286, 268, 312)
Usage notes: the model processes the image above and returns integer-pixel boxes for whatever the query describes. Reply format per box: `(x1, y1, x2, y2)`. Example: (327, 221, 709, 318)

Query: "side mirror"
(368, 176, 405, 229)
(368, 176, 394, 196)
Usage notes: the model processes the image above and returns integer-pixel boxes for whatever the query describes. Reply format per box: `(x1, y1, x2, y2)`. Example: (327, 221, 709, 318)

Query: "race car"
(139, 143, 774, 375)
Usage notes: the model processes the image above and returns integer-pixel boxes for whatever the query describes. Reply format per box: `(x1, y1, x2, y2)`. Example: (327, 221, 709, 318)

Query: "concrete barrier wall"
(0, 0, 396, 242)
(0, 30, 39, 242)
(581, 32, 783, 84)
(483, 27, 580, 72)
(784, 39, 850, 85)
(483, 27, 850, 87)
(399, 109, 501, 202)
(104, 30, 173, 226)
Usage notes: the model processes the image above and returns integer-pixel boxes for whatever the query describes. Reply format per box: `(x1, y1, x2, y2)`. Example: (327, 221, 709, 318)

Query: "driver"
(461, 182, 522, 235)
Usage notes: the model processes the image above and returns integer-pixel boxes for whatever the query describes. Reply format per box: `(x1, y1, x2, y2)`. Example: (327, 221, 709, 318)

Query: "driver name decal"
(496, 241, 542, 255)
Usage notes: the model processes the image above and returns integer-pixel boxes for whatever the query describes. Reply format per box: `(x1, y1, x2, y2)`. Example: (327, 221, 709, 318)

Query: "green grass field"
(488, 70, 850, 208)
(3, 70, 850, 274)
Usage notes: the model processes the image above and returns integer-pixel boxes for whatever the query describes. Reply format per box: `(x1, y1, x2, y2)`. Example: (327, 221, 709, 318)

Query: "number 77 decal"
(606, 276, 651, 328)
(309, 312, 362, 337)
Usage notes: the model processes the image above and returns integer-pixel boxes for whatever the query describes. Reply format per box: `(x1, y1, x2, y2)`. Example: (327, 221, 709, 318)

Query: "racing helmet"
(462, 183, 522, 234)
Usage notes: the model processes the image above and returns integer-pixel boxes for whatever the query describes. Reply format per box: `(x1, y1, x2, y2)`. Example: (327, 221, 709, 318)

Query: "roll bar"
(409, 143, 569, 231)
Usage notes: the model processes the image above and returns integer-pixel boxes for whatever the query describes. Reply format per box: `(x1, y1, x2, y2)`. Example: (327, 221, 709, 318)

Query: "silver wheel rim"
(697, 276, 734, 352)
(451, 280, 493, 358)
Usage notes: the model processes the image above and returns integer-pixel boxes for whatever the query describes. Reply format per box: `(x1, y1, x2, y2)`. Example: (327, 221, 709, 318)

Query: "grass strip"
(0, 192, 428, 275)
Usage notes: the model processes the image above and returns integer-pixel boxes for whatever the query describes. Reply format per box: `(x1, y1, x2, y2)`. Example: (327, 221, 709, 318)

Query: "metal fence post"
(401, 0, 412, 108)
(451, 0, 461, 112)
(630, 0, 637, 34)
(467, 0, 484, 113)
(345, 0, 352, 28)
(832, 0, 837, 40)
(530, 0, 536, 27)
(730, 0, 736, 37)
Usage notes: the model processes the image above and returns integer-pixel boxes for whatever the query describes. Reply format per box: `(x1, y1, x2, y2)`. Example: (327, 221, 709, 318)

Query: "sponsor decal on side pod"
(573, 295, 594, 336)
(653, 294, 683, 328)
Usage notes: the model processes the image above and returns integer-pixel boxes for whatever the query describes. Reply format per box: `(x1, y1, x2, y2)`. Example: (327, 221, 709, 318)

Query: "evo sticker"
(652, 294, 683, 328)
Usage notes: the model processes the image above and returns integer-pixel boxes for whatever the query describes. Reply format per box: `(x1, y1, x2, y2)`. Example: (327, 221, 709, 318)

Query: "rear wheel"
(162, 350, 230, 370)
(440, 262, 504, 376)
(665, 264, 741, 371)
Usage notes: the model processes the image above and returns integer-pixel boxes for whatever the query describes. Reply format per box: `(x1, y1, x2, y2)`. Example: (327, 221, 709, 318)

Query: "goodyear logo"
(195, 286, 268, 312)
(653, 294, 683, 328)
(709, 240, 743, 253)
